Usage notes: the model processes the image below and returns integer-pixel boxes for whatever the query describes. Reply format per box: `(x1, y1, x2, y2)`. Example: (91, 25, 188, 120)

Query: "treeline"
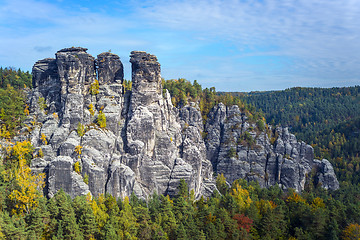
(163, 78, 263, 123)
(1, 140, 360, 239)
(231, 86, 360, 185)
(0, 67, 31, 137)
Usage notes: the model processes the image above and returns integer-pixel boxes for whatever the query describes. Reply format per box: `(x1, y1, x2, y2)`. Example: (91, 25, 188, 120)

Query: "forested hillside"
(0, 67, 31, 137)
(228, 86, 360, 185)
(0, 72, 359, 239)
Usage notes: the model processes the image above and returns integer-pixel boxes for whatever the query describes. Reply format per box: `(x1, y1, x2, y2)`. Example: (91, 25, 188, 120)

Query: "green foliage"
(216, 173, 229, 195)
(238, 131, 255, 148)
(0, 156, 359, 240)
(0, 68, 31, 136)
(122, 79, 132, 92)
(37, 97, 47, 111)
(77, 122, 85, 137)
(0, 85, 26, 136)
(0, 67, 31, 89)
(256, 119, 265, 132)
(97, 111, 106, 128)
(83, 173, 89, 185)
(227, 147, 237, 158)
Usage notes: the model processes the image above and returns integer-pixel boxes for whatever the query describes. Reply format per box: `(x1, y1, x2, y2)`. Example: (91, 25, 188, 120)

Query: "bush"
(74, 161, 81, 174)
(256, 119, 265, 132)
(97, 111, 106, 128)
(88, 104, 95, 116)
(77, 123, 85, 137)
(227, 147, 237, 158)
(75, 145, 82, 158)
(83, 173, 89, 184)
(38, 97, 47, 111)
(89, 79, 99, 95)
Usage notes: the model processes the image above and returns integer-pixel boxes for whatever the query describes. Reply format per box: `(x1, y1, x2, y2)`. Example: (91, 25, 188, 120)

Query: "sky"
(0, 0, 359, 92)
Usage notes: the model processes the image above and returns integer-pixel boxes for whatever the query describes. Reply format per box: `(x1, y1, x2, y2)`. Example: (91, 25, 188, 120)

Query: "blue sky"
(0, 0, 359, 91)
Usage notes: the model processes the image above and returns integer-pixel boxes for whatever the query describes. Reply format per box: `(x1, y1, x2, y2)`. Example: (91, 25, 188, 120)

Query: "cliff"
(23, 47, 339, 199)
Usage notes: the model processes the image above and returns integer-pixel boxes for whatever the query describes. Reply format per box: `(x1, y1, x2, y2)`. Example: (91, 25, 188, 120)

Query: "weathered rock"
(314, 159, 340, 190)
(25, 47, 339, 201)
(26, 47, 216, 200)
(97, 52, 124, 85)
(205, 104, 338, 192)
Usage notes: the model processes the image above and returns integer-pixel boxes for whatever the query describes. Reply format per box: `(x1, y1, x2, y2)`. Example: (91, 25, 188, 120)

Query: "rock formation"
(24, 47, 339, 200)
(204, 103, 339, 191)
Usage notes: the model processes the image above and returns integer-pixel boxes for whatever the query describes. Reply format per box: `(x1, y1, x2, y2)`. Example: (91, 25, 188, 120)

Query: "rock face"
(204, 103, 339, 191)
(26, 47, 216, 199)
(25, 47, 339, 200)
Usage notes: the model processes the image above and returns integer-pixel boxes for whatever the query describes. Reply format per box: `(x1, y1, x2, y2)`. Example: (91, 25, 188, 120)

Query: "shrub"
(77, 122, 85, 137)
(83, 173, 89, 184)
(256, 119, 265, 132)
(97, 111, 106, 128)
(88, 103, 95, 116)
(75, 145, 82, 158)
(38, 97, 47, 111)
(74, 161, 81, 174)
(41, 133, 47, 145)
(37, 148, 44, 158)
(227, 147, 237, 158)
(90, 79, 99, 95)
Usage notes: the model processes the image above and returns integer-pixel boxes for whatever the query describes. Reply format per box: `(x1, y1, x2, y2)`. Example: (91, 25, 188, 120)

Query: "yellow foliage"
(90, 194, 109, 230)
(4, 141, 45, 215)
(0, 125, 10, 139)
(342, 223, 360, 240)
(255, 199, 276, 216)
(74, 161, 81, 174)
(90, 79, 100, 95)
(286, 192, 306, 204)
(231, 183, 252, 211)
(88, 103, 95, 116)
(86, 192, 92, 202)
(75, 145, 82, 158)
(37, 148, 44, 158)
(165, 195, 174, 206)
(311, 197, 325, 209)
(24, 104, 29, 115)
(52, 112, 58, 119)
(40, 133, 47, 145)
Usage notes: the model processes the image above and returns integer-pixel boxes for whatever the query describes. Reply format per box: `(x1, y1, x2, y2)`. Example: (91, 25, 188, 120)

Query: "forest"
(0, 70, 359, 239)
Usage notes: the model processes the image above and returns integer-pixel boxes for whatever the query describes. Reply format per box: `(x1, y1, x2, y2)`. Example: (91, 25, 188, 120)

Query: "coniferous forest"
(0, 70, 360, 239)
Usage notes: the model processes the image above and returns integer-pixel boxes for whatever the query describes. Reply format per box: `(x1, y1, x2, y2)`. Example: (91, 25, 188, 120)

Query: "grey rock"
(205, 103, 339, 192)
(314, 159, 340, 190)
(48, 156, 90, 198)
(26, 47, 338, 201)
